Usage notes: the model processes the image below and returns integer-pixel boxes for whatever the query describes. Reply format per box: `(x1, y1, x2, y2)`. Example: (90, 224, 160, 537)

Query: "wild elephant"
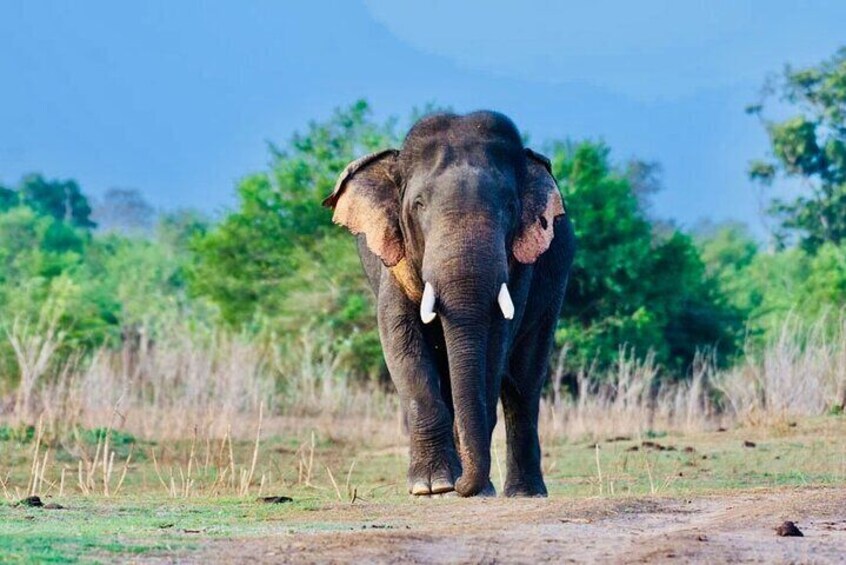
(323, 111, 575, 497)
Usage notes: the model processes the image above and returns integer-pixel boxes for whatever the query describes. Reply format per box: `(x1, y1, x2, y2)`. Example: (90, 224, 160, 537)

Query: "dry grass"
(1, 316, 845, 449)
(718, 316, 846, 425)
(541, 349, 720, 443)
(4, 326, 399, 443)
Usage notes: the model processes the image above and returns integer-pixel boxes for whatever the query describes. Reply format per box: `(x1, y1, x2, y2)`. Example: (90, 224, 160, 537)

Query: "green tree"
(552, 142, 741, 375)
(749, 47, 846, 251)
(695, 221, 760, 316)
(0, 182, 207, 380)
(191, 100, 399, 379)
(157, 210, 209, 251)
(9, 174, 97, 229)
(0, 185, 16, 211)
(0, 206, 87, 290)
(0, 205, 95, 367)
(191, 100, 398, 327)
(744, 244, 846, 334)
(696, 219, 846, 344)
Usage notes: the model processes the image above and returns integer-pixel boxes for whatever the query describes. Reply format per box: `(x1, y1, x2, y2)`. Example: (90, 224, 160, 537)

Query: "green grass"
(1, 499, 193, 563)
(0, 424, 36, 444)
(0, 495, 412, 562)
(544, 421, 846, 496)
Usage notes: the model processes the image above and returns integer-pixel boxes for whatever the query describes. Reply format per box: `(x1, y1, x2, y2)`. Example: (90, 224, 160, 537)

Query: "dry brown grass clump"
(1, 316, 845, 444)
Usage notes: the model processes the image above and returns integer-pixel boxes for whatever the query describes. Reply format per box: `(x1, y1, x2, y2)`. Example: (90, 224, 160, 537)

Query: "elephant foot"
(478, 480, 497, 497)
(454, 475, 497, 497)
(503, 476, 548, 497)
(408, 450, 461, 496)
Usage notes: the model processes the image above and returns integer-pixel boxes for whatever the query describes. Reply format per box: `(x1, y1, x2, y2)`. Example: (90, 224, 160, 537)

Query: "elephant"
(323, 111, 575, 497)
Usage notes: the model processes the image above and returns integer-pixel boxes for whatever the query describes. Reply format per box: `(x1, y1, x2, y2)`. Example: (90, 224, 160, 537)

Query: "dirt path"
(189, 487, 846, 564)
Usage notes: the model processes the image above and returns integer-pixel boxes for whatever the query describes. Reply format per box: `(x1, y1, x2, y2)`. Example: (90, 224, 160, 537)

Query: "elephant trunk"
(442, 313, 491, 496)
(424, 225, 507, 496)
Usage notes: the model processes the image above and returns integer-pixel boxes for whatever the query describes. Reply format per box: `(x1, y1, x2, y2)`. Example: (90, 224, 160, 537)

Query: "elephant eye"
(506, 200, 518, 219)
(414, 197, 426, 211)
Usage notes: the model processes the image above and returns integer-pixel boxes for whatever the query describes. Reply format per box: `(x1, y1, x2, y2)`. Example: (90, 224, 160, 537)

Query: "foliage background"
(2, 49, 846, 393)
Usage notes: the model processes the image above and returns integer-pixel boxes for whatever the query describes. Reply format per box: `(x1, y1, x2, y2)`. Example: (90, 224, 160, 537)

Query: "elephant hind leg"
(501, 320, 556, 497)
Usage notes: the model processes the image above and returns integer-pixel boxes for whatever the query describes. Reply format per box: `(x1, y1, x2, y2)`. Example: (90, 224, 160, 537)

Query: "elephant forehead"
(406, 165, 518, 208)
(405, 138, 522, 174)
(401, 114, 526, 178)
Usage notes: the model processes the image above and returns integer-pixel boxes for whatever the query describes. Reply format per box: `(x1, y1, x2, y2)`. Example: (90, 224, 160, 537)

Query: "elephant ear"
(322, 149, 404, 267)
(513, 148, 566, 264)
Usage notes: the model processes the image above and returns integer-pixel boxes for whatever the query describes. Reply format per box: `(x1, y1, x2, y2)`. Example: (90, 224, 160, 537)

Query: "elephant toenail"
(430, 478, 454, 494)
(411, 481, 431, 495)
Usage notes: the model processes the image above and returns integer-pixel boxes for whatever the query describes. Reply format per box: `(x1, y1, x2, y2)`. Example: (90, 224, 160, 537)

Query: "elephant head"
(323, 112, 564, 495)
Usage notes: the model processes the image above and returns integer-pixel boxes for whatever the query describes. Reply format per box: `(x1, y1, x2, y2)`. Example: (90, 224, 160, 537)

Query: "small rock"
(696, 534, 709, 542)
(642, 441, 665, 451)
(258, 496, 293, 504)
(776, 521, 804, 537)
(743, 440, 757, 448)
(683, 446, 696, 453)
(559, 518, 592, 524)
(17, 496, 43, 508)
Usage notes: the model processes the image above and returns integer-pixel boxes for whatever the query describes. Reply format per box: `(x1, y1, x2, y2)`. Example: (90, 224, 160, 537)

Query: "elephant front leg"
(378, 288, 460, 496)
(404, 394, 461, 495)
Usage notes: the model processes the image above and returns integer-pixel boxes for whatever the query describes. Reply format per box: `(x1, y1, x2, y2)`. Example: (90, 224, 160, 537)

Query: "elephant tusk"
(420, 282, 437, 324)
(498, 283, 515, 320)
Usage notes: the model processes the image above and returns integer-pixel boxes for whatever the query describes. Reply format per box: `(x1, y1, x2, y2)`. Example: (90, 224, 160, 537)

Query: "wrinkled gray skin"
(323, 111, 575, 497)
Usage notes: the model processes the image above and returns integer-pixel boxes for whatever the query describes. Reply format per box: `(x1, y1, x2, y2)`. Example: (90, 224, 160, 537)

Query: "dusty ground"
(187, 486, 846, 564)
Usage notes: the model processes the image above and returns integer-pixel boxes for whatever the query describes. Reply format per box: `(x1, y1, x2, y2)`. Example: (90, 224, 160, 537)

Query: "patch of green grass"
(73, 427, 140, 460)
(0, 423, 36, 444)
(542, 418, 846, 497)
(77, 427, 137, 448)
(0, 501, 194, 562)
(0, 495, 371, 562)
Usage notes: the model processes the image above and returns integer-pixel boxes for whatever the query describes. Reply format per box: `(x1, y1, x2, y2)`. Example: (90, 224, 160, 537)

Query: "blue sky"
(2, 1, 845, 233)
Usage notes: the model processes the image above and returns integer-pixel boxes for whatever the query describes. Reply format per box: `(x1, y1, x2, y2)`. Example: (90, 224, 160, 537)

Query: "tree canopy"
(749, 47, 846, 251)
